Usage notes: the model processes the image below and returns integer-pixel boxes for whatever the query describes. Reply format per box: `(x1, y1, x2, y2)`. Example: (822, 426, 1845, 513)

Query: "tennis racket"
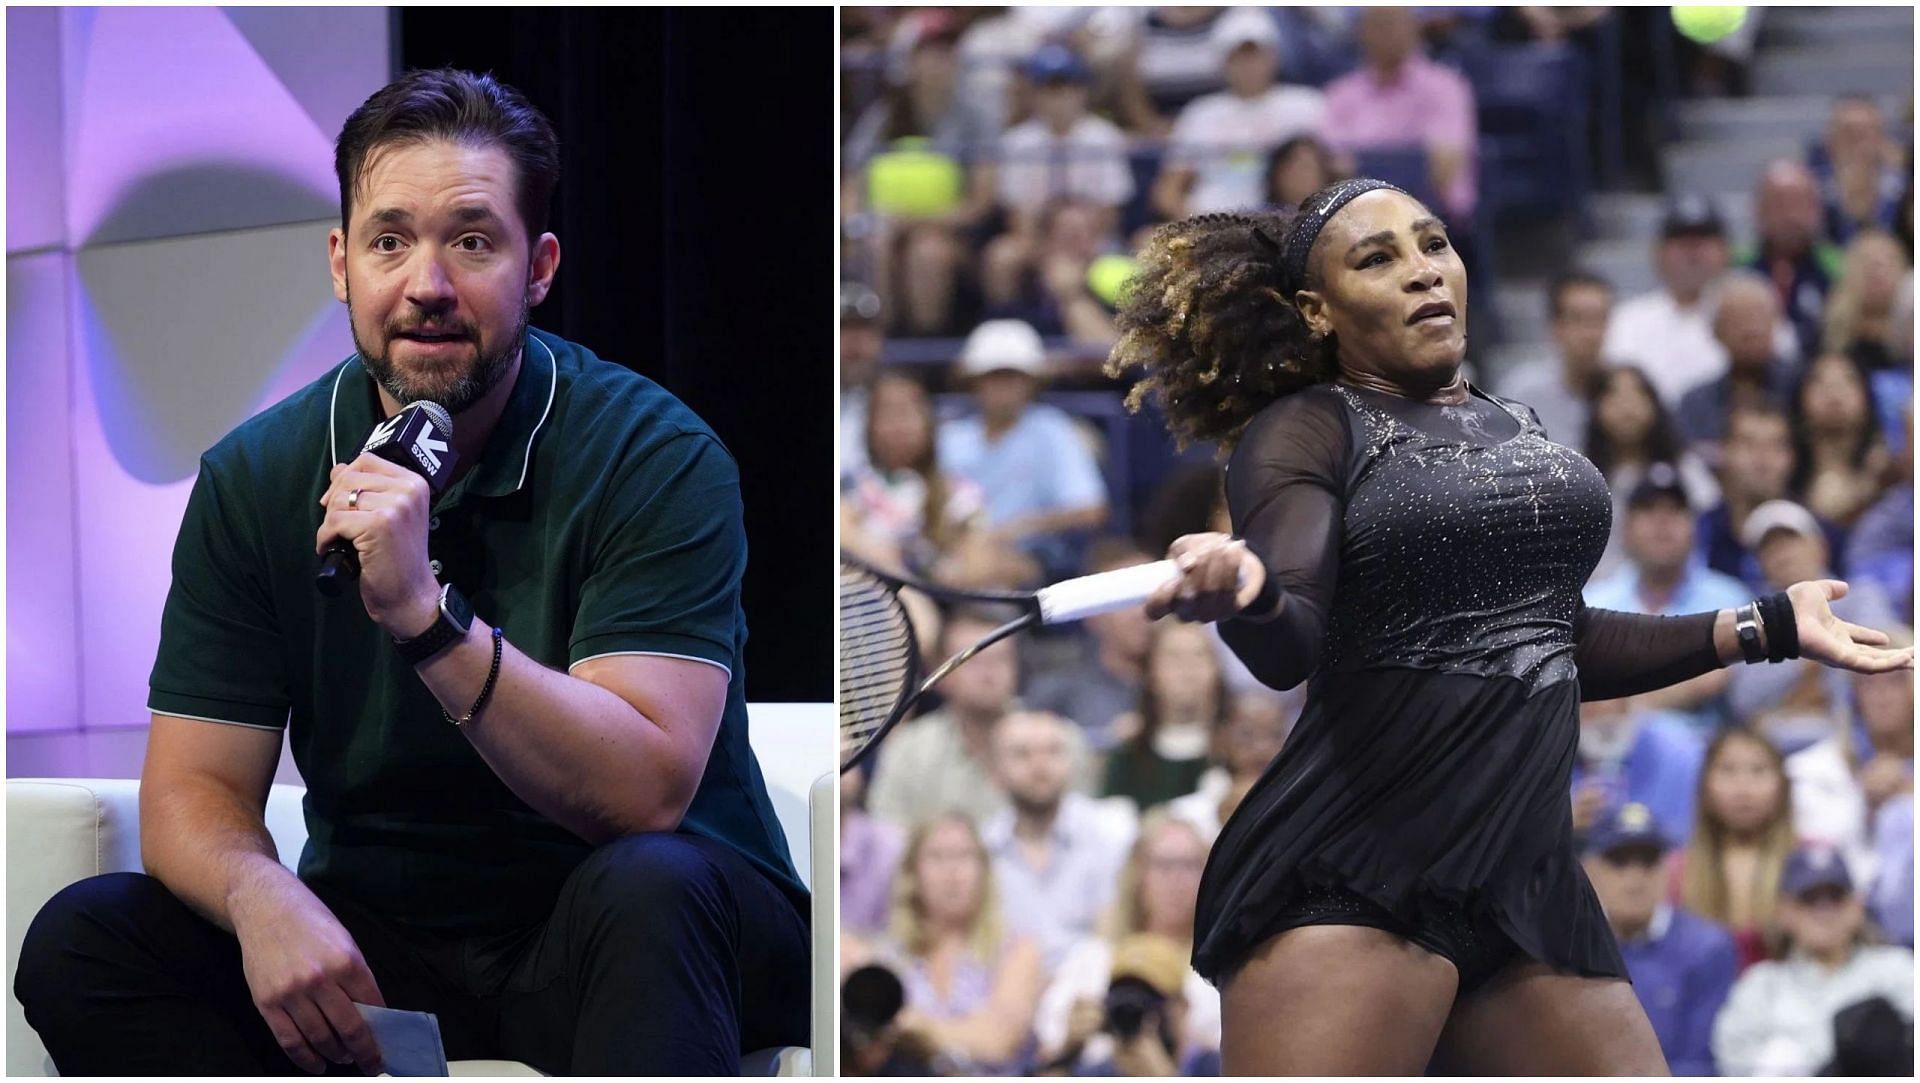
(839, 554, 1181, 772)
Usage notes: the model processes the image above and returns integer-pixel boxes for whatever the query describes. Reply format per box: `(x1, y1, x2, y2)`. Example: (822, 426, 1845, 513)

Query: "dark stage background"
(400, 7, 834, 701)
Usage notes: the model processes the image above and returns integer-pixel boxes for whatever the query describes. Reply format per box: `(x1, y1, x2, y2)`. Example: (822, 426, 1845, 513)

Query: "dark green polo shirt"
(148, 327, 805, 934)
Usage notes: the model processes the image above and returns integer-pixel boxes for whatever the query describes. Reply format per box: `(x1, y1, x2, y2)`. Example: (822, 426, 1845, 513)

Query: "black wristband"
(444, 626, 503, 727)
(1755, 592, 1799, 662)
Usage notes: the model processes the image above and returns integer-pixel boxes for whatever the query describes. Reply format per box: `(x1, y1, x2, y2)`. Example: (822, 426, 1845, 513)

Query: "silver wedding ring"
(347, 488, 362, 511)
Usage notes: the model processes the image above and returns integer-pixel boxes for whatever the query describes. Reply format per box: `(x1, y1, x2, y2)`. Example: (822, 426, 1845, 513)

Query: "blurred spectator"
(1501, 6, 1611, 44)
(1582, 802, 1738, 1076)
(990, 45, 1132, 239)
(1112, 7, 1234, 137)
(1789, 352, 1891, 529)
(1151, 8, 1326, 219)
(1057, 934, 1207, 1076)
(983, 200, 1124, 343)
(940, 320, 1112, 581)
(1711, 844, 1915, 1076)
(1572, 697, 1707, 845)
(1581, 367, 1720, 581)
(1743, 159, 1843, 360)
(1820, 229, 1912, 374)
(1816, 96, 1907, 247)
(843, 964, 940, 1076)
(1819, 994, 1916, 1075)
(954, 7, 1093, 137)
(1035, 815, 1219, 1073)
(983, 710, 1135, 969)
(1104, 621, 1230, 811)
(1843, 405, 1912, 618)
(1727, 500, 1899, 754)
(868, 610, 1096, 830)
(1870, 280, 1915, 447)
(842, 282, 886, 481)
(1260, 134, 1337, 211)
(1601, 194, 1736, 408)
(1318, 6, 1478, 222)
(842, 370, 996, 581)
(1787, 630, 1915, 889)
(1868, 793, 1913, 949)
(845, 12, 1003, 336)
(1497, 270, 1613, 450)
(1168, 691, 1292, 843)
(1698, 405, 1845, 590)
(1672, 727, 1797, 972)
(885, 812, 1046, 1074)
(844, 766, 907, 938)
(1023, 539, 1153, 752)
(1134, 463, 1229, 565)
(1584, 466, 1745, 729)
(1674, 272, 1800, 454)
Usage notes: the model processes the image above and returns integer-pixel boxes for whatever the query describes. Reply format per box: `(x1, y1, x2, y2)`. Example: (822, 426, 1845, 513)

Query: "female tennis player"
(1105, 178, 1913, 1075)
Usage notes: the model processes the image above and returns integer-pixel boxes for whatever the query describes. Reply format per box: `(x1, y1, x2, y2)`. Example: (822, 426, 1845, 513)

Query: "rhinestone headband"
(1277, 177, 1409, 298)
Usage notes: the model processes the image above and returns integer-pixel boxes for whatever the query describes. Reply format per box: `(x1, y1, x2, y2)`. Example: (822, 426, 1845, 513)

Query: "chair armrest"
(809, 772, 836, 1077)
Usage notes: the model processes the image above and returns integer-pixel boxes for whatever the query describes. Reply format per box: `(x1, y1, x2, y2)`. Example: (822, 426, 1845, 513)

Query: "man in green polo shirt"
(15, 69, 808, 1076)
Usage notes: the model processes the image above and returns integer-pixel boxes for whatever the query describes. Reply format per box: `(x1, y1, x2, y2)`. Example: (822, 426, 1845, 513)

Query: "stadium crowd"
(840, 6, 1915, 1076)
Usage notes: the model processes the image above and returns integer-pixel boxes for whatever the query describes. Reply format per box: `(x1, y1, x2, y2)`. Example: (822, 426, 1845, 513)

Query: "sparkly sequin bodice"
(1319, 384, 1612, 689)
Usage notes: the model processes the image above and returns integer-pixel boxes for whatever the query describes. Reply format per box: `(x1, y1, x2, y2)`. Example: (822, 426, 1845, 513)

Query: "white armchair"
(5, 703, 835, 1077)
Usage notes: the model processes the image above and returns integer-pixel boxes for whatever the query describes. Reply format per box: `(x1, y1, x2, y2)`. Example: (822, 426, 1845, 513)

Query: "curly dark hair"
(1104, 209, 1338, 450)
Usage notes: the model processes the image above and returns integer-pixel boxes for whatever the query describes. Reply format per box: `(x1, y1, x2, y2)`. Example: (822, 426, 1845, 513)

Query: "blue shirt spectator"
(1582, 803, 1739, 1077)
(940, 320, 1110, 578)
(1584, 465, 1751, 730)
(1620, 905, 1741, 1076)
(1573, 706, 1707, 846)
(1869, 793, 1914, 947)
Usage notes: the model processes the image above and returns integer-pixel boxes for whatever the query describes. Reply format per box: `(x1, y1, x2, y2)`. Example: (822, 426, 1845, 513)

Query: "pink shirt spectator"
(1319, 54, 1478, 220)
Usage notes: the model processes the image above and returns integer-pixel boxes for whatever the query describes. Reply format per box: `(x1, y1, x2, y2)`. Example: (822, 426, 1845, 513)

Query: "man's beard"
(350, 292, 530, 416)
(1010, 789, 1062, 820)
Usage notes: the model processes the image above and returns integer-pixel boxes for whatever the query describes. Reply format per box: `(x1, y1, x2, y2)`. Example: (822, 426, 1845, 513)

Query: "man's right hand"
(229, 872, 387, 1075)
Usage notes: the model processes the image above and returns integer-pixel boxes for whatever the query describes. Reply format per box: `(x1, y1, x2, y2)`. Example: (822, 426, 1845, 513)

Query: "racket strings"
(840, 565, 916, 763)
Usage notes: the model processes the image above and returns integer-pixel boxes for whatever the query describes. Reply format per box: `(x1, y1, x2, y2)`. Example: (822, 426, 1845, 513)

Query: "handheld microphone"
(316, 401, 459, 597)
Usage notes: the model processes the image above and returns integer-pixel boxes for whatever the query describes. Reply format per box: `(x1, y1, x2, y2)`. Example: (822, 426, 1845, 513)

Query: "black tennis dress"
(1194, 380, 1723, 989)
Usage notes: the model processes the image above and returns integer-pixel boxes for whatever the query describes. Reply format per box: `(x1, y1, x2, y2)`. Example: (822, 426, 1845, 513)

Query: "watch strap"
(395, 585, 470, 666)
(1735, 602, 1767, 665)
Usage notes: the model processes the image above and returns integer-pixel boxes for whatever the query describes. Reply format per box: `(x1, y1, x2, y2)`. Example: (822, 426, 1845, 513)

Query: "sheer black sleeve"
(1217, 389, 1349, 691)
(1572, 603, 1725, 701)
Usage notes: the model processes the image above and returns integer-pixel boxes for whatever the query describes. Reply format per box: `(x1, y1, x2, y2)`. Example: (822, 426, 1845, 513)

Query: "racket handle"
(1036, 560, 1181, 624)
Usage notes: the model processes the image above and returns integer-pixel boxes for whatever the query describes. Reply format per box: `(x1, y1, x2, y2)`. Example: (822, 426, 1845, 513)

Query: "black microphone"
(316, 401, 459, 597)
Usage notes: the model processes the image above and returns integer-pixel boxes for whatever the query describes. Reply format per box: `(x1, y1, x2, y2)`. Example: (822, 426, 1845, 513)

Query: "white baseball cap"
(956, 319, 1047, 379)
(1214, 8, 1281, 56)
(1740, 499, 1823, 550)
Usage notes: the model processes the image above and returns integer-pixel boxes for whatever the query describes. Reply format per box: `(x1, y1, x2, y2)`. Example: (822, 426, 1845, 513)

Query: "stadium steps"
(1750, 44, 1913, 98)
(1484, 7, 1907, 389)
(1760, 6, 1915, 48)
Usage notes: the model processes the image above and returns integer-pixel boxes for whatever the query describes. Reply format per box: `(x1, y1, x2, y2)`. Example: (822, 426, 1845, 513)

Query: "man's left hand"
(317, 454, 440, 636)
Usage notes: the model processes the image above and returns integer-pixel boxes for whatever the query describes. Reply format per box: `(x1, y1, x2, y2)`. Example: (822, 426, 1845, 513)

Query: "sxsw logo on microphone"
(408, 428, 449, 476)
(364, 403, 458, 492)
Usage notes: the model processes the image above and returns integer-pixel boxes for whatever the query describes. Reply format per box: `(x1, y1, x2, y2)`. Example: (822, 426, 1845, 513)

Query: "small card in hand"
(353, 1003, 450, 1077)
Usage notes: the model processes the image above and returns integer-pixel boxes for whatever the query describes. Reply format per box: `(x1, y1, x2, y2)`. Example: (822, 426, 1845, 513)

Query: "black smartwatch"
(395, 583, 474, 666)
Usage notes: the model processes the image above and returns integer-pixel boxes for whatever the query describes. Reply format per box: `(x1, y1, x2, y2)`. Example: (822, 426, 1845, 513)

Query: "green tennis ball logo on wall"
(1087, 254, 1138, 307)
(1671, 6, 1747, 44)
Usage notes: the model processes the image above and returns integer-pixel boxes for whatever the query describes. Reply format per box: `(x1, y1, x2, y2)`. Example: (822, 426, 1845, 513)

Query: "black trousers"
(14, 832, 809, 1075)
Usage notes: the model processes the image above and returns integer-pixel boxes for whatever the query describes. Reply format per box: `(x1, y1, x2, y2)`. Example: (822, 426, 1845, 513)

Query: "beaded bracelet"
(445, 626, 503, 727)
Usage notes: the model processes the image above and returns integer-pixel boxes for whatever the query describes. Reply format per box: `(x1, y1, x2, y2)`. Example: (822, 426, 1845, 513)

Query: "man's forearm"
(141, 780, 294, 933)
(412, 620, 698, 844)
